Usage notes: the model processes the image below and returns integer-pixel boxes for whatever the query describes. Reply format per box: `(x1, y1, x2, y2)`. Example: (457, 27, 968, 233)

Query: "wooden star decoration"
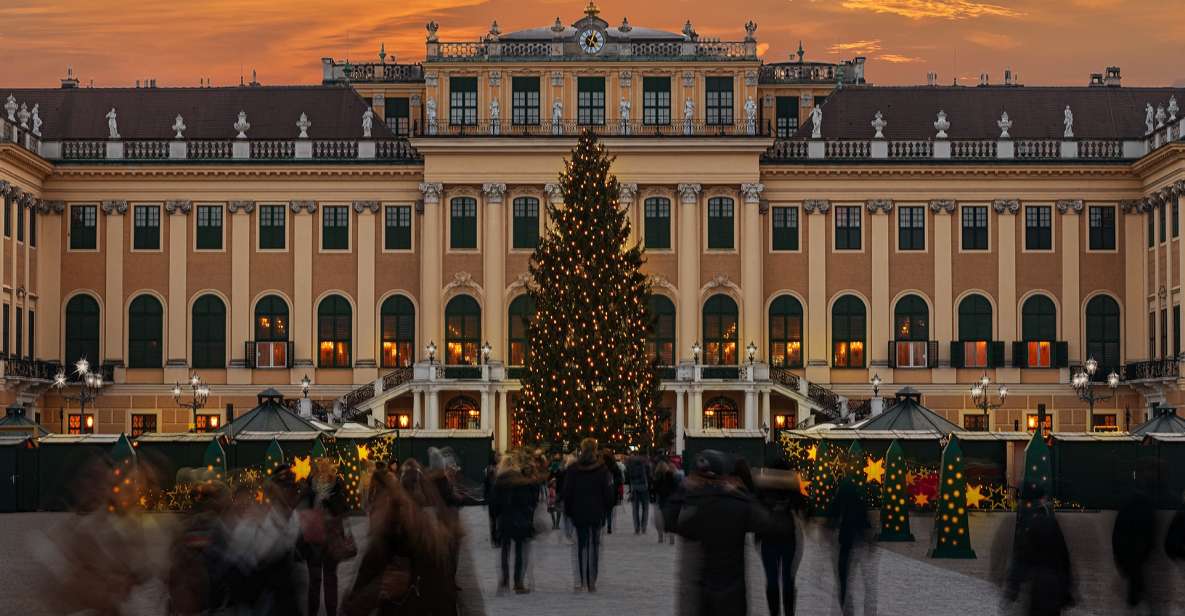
(905, 471, 917, 486)
(912, 492, 930, 507)
(293, 456, 312, 482)
(807, 444, 818, 461)
(863, 456, 885, 484)
(798, 479, 812, 497)
(965, 484, 985, 509)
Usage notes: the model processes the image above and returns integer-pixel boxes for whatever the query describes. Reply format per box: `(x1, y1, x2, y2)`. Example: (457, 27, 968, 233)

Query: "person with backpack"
(626, 453, 651, 534)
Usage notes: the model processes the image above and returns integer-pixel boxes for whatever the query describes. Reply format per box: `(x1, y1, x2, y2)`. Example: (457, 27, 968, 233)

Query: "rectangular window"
(449, 77, 478, 126)
(1027, 341, 1052, 368)
(772, 206, 799, 251)
(2, 194, 9, 237)
(577, 77, 605, 126)
(195, 205, 223, 250)
(835, 206, 862, 250)
(963, 414, 988, 432)
(642, 77, 671, 125)
(962, 341, 989, 368)
(384, 205, 412, 250)
(705, 76, 734, 126)
(1148, 210, 1155, 248)
(1175, 201, 1180, 238)
(512, 198, 540, 249)
(1160, 204, 1168, 243)
(707, 197, 734, 249)
(898, 206, 925, 251)
(68, 414, 94, 435)
(1088, 206, 1116, 250)
(961, 206, 988, 250)
(450, 198, 478, 249)
(1162, 309, 1169, 358)
(133, 205, 161, 250)
(1, 304, 7, 356)
(27, 310, 34, 360)
(385, 97, 410, 136)
(16, 202, 24, 242)
(1092, 414, 1118, 432)
(1025, 414, 1052, 434)
(511, 77, 540, 126)
(130, 414, 157, 437)
(258, 205, 286, 250)
(69, 205, 97, 250)
(1175, 305, 1181, 358)
(644, 198, 671, 249)
(894, 341, 930, 368)
(1024, 205, 1052, 251)
(1150, 312, 1157, 359)
(775, 96, 799, 138)
(15, 308, 22, 359)
(29, 207, 36, 247)
(321, 206, 349, 250)
(194, 414, 221, 433)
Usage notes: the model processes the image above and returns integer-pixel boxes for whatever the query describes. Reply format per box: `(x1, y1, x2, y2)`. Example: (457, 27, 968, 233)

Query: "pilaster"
(804, 199, 830, 383)
(164, 200, 190, 380)
(677, 183, 701, 361)
(354, 200, 379, 380)
(867, 199, 893, 372)
(419, 183, 444, 358)
(1121, 200, 1144, 363)
(930, 199, 956, 382)
(994, 199, 1020, 382)
(228, 201, 253, 383)
(1057, 200, 1083, 360)
(482, 183, 507, 362)
(36, 202, 62, 362)
(740, 183, 764, 361)
(292, 200, 316, 371)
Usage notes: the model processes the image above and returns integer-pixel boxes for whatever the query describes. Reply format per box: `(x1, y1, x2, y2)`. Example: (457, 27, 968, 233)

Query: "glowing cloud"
(828, 39, 882, 55)
(878, 53, 923, 63)
(840, 0, 1023, 20)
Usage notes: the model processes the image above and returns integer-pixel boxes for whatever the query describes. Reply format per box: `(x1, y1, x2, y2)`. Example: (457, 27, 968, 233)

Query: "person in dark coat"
(491, 451, 539, 593)
(666, 450, 771, 616)
(1112, 486, 1157, 609)
(1005, 486, 1074, 616)
(626, 453, 651, 534)
(755, 461, 806, 616)
(483, 450, 501, 546)
(828, 475, 875, 613)
(604, 450, 624, 534)
(297, 458, 351, 616)
(652, 460, 678, 544)
(562, 438, 615, 592)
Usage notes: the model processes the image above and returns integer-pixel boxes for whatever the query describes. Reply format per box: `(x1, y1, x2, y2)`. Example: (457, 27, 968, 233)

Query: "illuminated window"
(386, 413, 413, 430)
(194, 414, 221, 433)
(772, 413, 795, 431)
(957, 294, 994, 368)
(1025, 413, 1052, 433)
(445, 295, 481, 365)
(67, 414, 94, 435)
(1091, 414, 1118, 432)
(507, 295, 536, 366)
(646, 295, 676, 366)
(832, 295, 866, 368)
(703, 397, 739, 429)
(893, 294, 929, 368)
(254, 295, 289, 368)
(317, 295, 352, 368)
(962, 414, 988, 432)
(443, 396, 480, 430)
(130, 414, 157, 437)
(1021, 295, 1057, 368)
(769, 295, 803, 368)
(380, 295, 415, 368)
(702, 294, 738, 365)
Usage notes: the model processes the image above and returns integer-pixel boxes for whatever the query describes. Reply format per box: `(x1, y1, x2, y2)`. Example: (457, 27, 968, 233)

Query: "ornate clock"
(579, 29, 605, 54)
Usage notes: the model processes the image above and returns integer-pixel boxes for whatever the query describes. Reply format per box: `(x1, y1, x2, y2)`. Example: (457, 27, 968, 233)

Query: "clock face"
(579, 29, 605, 54)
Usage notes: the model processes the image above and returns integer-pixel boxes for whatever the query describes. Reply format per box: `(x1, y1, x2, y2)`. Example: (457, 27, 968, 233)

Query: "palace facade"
(1, 5, 1184, 453)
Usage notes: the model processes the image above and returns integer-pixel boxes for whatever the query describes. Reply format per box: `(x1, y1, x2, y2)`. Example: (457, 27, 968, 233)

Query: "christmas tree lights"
(929, 436, 976, 558)
(879, 439, 914, 541)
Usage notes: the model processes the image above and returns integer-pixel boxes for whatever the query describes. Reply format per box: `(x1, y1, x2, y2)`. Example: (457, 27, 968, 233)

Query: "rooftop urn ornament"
(796, 40, 805, 63)
(379, 42, 386, 63)
(682, 20, 696, 40)
(31, 104, 41, 136)
(1146, 103, 1156, 134)
(172, 114, 186, 139)
(745, 96, 758, 134)
(17, 103, 29, 129)
(233, 110, 250, 139)
(997, 111, 1013, 139)
(3, 95, 15, 122)
(618, 17, 632, 33)
(683, 98, 695, 135)
(426, 21, 439, 42)
(1063, 105, 1074, 139)
(1170, 96, 1180, 122)
(296, 113, 311, 138)
(584, 1, 600, 18)
(362, 108, 374, 138)
(934, 110, 950, 139)
(106, 107, 120, 139)
(551, 17, 565, 33)
(1156, 105, 1167, 129)
(744, 20, 757, 42)
(871, 110, 887, 139)
(810, 104, 823, 139)
(488, 20, 501, 41)
(489, 99, 501, 135)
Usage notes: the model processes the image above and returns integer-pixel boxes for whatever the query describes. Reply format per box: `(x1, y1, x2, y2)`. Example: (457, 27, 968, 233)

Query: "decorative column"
(1121, 200, 1145, 363)
(804, 199, 830, 383)
(412, 390, 422, 428)
(744, 388, 758, 431)
(1176, 184, 1185, 358)
(867, 199, 893, 376)
(35, 200, 63, 362)
(291, 201, 316, 370)
(497, 389, 509, 452)
(227, 201, 254, 383)
(1057, 200, 1083, 361)
(689, 388, 703, 433)
(419, 183, 444, 358)
(483, 183, 507, 361)
(619, 183, 639, 248)
(426, 389, 440, 430)
(677, 183, 701, 362)
(1152, 197, 1163, 359)
(994, 199, 1020, 381)
(930, 200, 956, 381)
(740, 183, 764, 361)
(99, 200, 127, 371)
(675, 390, 685, 454)
(163, 200, 190, 379)
(354, 200, 380, 379)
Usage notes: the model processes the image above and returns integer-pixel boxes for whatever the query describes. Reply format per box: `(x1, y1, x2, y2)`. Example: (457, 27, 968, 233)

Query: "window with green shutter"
(1088, 206, 1115, 250)
(775, 96, 799, 137)
(258, 205, 286, 250)
(705, 77, 734, 126)
(1024, 206, 1052, 251)
(835, 206, 861, 250)
(64, 295, 100, 365)
(29, 207, 36, 247)
(450, 197, 477, 249)
(27, 310, 34, 360)
(127, 295, 163, 368)
(16, 201, 24, 242)
(69, 205, 98, 250)
(511, 77, 540, 126)
(512, 197, 540, 249)
(707, 197, 734, 249)
(191, 295, 226, 369)
(386, 97, 411, 136)
(961, 206, 988, 250)
(2, 304, 8, 356)
(196, 205, 223, 250)
(642, 77, 671, 125)
(133, 205, 160, 250)
(772, 206, 799, 251)
(644, 197, 671, 249)
(321, 206, 349, 250)
(1085, 295, 1120, 376)
(577, 77, 605, 126)
(449, 77, 478, 126)
(15, 308, 22, 359)
(384, 205, 412, 250)
(898, 206, 925, 251)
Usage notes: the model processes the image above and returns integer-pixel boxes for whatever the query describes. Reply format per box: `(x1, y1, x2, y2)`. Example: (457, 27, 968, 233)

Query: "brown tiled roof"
(797, 86, 1185, 140)
(2, 85, 395, 140)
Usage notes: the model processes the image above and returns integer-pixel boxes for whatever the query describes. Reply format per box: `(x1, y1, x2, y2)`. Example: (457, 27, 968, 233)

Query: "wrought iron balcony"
(1122, 359, 1180, 382)
(700, 365, 741, 380)
(414, 118, 771, 138)
(1, 357, 60, 381)
(443, 365, 483, 380)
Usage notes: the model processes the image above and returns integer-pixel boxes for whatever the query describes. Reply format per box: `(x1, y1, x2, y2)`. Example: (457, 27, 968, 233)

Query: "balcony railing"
(1, 357, 60, 381)
(425, 39, 756, 61)
(415, 118, 771, 138)
(764, 137, 1142, 162)
(0, 116, 42, 157)
(443, 365, 482, 380)
(769, 366, 801, 390)
(43, 138, 421, 163)
(807, 382, 841, 415)
(322, 61, 425, 84)
(1122, 359, 1179, 381)
(700, 365, 741, 380)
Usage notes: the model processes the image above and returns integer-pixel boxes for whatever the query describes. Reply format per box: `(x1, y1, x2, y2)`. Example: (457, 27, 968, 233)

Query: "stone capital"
(677, 183, 702, 204)
(991, 199, 1020, 214)
(928, 199, 956, 214)
(351, 200, 380, 214)
(164, 200, 192, 215)
(227, 200, 256, 214)
(864, 199, 894, 214)
(740, 183, 764, 204)
(1055, 199, 1084, 214)
(617, 183, 639, 204)
(803, 199, 831, 214)
(289, 200, 317, 214)
(543, 183, 564, 204)
(418, 182, 444, 204)
(101, 200, 128, 215)
(481, 182, 507, 203)
(1119, 199, 1143, 214)
(37, 199, 64, 214)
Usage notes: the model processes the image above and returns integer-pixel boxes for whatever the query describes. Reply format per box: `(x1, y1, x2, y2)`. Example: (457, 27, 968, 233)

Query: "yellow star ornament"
(798, 479, 812, 497)
(356, 444, 371, 461)
(965, 484, 985, 509)
(807, 444, 818, 461)
(863, 457, 885, 484)
(913, 493, 930, 507)
(293, 456, 312, 482)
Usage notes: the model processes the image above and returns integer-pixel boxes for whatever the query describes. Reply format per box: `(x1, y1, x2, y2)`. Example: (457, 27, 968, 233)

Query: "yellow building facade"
(2, 6, 1184, 452)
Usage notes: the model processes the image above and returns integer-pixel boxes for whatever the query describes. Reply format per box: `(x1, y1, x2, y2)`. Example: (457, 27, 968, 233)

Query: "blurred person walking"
(297, 458, 353, 616)
(604, 449, 624, 534)
(491, 450, 540, 594)
(652, 459, 678, 544)
(562, 438, 615, 591)
(754, 461, 806, 616)
(828, 474, 876, 615)
(626, 452, 652, 534)
(1004, 486, 1074, 616)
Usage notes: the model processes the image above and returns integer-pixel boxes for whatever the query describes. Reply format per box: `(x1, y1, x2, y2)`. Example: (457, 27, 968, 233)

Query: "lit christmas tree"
(930, 436, 976, 558)
(879, 439, 914, 541)
(517, 130, 655, 448)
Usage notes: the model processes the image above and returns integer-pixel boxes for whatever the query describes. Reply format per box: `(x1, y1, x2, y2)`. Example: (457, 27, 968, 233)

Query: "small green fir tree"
(518, 131, 655, 448)
(930, 436, 976, 558)
(879, 440, 914, 541)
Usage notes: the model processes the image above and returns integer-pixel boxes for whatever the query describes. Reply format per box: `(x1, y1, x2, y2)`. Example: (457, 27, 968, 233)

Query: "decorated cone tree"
(930, 436, 976, 558)
(809, 440, 837, 514)
(1019, 420, 1053, 516)
(110, 434, 138, 511)
(846, 440, 868, 505)
(517, 130, 655, 448)
(203, 437, 227, 482)
(879, 440, 914, 541)
(264, 437, 285, 475)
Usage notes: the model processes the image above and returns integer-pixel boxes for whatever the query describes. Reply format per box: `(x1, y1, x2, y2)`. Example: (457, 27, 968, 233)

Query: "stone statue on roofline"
(1063, 105, 1073, 139)
(1156, 105, 1166, 129)
(106, 107, 120, 139)
(871, 111, 886, 139)
(997, 111, 1012, 139)
(810, 104, 823, 139)
(31, 104, 42, 136)
(362, 108, 374, 138)
(1146, 103, 1156, 134)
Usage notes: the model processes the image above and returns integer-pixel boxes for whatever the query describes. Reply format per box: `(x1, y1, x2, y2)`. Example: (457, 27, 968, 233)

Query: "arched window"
(253, 295, 290, 368)
(1021, 295, 1058, 368)
(703, 396, 739, 430)
(445, 295, 481, 365)
(64, 295, 100, 367)
(192, 295, 226, 369)
(1085, 295, 1120, 375)
(443, 395, 481, 430)
(380, 295, 415, 368)
(507, 295, 536, 366)
(832, 295, 866, 368)
(317, 295, 351, 368)
(127, 295, 163, 368)
(702, 294, 738, 365)
(957, 294, 994, 368)
(893, 294, 930, 368)
(769, 295, 803, 368)
(646, 295, 676, 366)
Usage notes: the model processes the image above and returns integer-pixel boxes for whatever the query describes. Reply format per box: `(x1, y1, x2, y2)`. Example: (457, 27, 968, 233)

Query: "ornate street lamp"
(746, 341, 758, 365)
(870, 373, 882, 397)
(53, 358, 104, 434)
(175, 373, 211, 433)
(1072, 356, 1119, 431)
(301, 374, 311, 398)
(970, 372, 1008, 431)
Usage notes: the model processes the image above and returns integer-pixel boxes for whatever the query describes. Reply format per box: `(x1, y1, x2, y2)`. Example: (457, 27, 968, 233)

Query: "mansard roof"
(2, 85, 391, 141)
(799, 85, 1185, 141)
(501, 25, 683, 41)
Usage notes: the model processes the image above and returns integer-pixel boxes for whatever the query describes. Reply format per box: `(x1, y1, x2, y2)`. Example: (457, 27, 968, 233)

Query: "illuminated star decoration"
(913, 493, 930, 507)
(905, 470, 917, 486)
(863, 456, 885, 484)
(293, 456, 312, 482)
(965, 484, 985, 509)
(356, 444, 370, 461)
(807, 444, 818, 461)
(798, 479, 812, 497)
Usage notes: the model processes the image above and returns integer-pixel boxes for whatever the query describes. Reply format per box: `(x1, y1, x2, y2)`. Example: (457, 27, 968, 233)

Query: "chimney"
(1089, 72, 1104, 87)
(150, 79, 157, 88)
(926, 71, 938, 86)
(60, 66, 79, 89)
(135, 79, 140, 88)
(1003, 69, 1012, 86)
(979, 73, 989, 87)
(1105, 66, 1121, 87)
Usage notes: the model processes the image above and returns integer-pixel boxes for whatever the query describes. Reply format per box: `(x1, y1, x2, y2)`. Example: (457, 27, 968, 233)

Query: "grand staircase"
(338, 366, 415, 426)
(768, 366, 848, 428)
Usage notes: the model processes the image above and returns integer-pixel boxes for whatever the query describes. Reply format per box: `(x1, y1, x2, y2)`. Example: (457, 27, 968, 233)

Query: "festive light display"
(1019, 423, 1053, 516)
(930, 436, 976, 559)
(879, 439, 914, 541)
(292, 456, 312, 482)
(845, 440, 870, 506)
(517, 131, 656, 448)
(863, 455, 886, 484)
(808, 440, 838, 514)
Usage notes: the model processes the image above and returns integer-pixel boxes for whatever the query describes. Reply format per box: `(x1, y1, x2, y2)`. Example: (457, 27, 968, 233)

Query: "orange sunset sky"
(1, 0, 1181, 88)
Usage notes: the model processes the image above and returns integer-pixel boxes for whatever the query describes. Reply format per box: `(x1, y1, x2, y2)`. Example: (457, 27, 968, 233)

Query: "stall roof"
(1131, 409, 1185, 435)
(39, 434, 121, 445)
(334, 423, 394, 439)
(850, 387, 962, 435)
(0, 405, 50, 437)
(1051, 432, 1141, 442)
(0, 433, 32, 446)
(234, 430, 322, 442)
(951, 432, 1034, 441)
(221, 388, 324, 438)
(782, 429, 939, 441)
(1143, 433, 1185, 442)
(133, 433, 219, 443)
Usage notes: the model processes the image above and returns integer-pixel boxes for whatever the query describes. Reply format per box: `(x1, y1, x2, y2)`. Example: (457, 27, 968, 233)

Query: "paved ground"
(2, 508, 1183, 615)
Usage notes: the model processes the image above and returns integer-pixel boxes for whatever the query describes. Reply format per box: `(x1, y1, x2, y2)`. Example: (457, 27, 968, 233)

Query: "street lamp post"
(1072, 357, 1119, 431)
(746, 341, 757, 365)
(174, 373, 211, 433)
(870, 373, 882, 397)
(52, 358, 105, 434)
(969, 373, 1008, 431)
